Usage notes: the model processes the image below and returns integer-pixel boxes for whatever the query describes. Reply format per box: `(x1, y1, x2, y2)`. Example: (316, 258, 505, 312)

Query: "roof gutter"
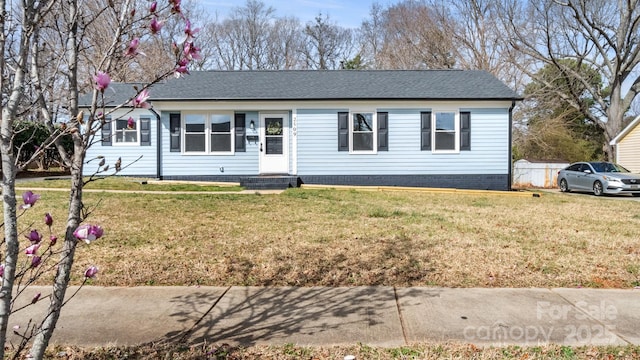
(508, 100, 516, 191)
(147, 97, 523, 102)
(149, 107, 162, 179)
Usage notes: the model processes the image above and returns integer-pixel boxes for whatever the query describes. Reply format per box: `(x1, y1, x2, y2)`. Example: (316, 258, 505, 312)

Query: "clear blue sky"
(200, 0, 393, 28)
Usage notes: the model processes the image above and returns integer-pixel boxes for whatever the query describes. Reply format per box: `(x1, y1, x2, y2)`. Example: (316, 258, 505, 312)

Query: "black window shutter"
(460, 111, 471, 151)
(169, 113, 181, 152)
(101, 116, 112, 146)
(234, 113, 246, 152)
(420, 112, 431, 151)
(338, 112, 349, 151)
(377, 112, 388, 151)
(140, 116, 151, 146)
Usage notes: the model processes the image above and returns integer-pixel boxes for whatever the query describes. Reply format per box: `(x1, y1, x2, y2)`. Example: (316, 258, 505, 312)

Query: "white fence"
(513, 159, 569, 189)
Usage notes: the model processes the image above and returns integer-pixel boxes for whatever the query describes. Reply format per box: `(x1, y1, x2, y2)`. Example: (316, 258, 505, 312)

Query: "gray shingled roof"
(81, 70, 520, 106)
(79, 82, 145, 108)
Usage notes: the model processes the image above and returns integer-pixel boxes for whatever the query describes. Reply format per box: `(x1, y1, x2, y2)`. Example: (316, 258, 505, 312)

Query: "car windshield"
(589, 162, 630, 173)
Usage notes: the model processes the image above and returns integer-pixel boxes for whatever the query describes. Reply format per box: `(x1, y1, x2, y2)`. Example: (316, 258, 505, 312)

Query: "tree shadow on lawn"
(157, 286, 432, 348)
(220, 234, 435, 287)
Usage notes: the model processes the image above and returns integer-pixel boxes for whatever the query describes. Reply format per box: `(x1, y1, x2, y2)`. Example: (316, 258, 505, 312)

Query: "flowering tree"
(0, 0, 199, 358)
(6, 193, 103, 357)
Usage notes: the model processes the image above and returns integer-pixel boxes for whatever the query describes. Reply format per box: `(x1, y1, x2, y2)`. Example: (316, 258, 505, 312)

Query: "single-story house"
(610, 115, 640, 173)
(81, 70, 521, 190)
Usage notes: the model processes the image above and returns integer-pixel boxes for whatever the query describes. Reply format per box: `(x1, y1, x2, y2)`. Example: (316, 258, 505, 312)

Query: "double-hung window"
(352, 112, 375, 151)
(434, 111, 456, 151)
(102, 115, 151, 147)
(114, 118, 138, 145)
(338, 111, 388, 153)
(210, 114, 232, 152)
(421, 110, 471, 153)
(183, 112, 234, 154)
(184, 114, 207, 152)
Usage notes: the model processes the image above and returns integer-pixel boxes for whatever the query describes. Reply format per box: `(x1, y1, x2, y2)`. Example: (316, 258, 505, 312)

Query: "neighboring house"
(81, 70, 521, 190)
(610, 115, 640, 173)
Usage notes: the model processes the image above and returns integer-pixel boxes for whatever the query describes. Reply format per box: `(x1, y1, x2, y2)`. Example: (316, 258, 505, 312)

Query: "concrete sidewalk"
(7, 287, 640, 348)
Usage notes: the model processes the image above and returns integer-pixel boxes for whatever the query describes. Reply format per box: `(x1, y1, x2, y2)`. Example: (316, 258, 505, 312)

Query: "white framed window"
(184, 113, 207, 153)
(210, 114, 232, 152)
(350, 111, 377, 153)
(182, 112, 234, 154)
(114, 118, 139, 145)
(432, 111, 459, 153)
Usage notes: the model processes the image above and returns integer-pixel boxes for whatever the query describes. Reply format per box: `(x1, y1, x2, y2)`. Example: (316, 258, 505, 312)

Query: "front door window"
(265, 118, 283, 155)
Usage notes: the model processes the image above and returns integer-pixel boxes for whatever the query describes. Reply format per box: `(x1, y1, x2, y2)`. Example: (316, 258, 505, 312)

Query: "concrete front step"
(240, 176, 299, 190)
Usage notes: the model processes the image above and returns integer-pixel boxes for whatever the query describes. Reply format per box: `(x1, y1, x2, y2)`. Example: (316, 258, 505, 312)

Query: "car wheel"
(593, 181, 603, 196)
(559, 179, 570, 192)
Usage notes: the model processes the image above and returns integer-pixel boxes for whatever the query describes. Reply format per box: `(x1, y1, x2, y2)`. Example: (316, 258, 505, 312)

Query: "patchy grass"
(42, 343, 640, 359)
(18, 176, 243, 192)
(14, 187, 640, 288)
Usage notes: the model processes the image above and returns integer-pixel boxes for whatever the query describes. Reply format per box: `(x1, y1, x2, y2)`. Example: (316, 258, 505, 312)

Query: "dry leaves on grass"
(18, 188, 640, 288)
(41, 343, 640, 360)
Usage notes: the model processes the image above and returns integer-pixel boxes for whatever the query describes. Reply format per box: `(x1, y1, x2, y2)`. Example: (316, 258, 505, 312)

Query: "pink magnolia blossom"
(26, 230, 42, 244)
(25, 243, 40, 256)
(127, 117, 135, 129)
(73, 224, 104, 244)
(149, 1, 157, 13)
(93, 71, 111, 92)
(150, 17, 164, 34)
(31, 256, 42, 268)
(184, 42, 201, 61)
(174, 58, 190, 77)
(84, 266, 99, 279)
(132, 89, 151, 109)
(20, 191, 40, 209)
(45, 213, 53, 227)
(31, 293, 41, 304)
(180, 19, 199, 44)
(49, 235, 58, 246)
(170, 0, 181, 13)
(124, 38, 144, 57)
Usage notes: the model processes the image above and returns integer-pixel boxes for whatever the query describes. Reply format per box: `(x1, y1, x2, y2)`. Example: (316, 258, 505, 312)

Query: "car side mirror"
(583, 169, 592, 174)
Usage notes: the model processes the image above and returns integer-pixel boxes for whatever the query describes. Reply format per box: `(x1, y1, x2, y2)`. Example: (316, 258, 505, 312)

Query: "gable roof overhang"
(80, 70, 523, 107)
(610, 114, 640, 145)
(149, 70, 523, 102)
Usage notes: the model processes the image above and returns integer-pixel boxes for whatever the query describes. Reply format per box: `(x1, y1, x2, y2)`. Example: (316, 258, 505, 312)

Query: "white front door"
(259, 112, 289, 174)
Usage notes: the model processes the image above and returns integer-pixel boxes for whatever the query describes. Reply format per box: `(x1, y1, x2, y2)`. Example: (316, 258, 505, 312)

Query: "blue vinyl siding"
(87, 107, 510, 179)
(160, 111, 259, 176)
(82, 109, 158, 177)
(296, 108, 509, 176)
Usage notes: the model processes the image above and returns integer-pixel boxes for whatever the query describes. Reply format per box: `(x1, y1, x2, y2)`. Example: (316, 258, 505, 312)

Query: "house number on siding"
(292, 115, 297, 137)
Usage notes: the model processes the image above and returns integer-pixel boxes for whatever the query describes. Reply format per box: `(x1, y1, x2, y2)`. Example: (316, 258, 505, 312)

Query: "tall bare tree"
(436, 0, 526, 90)
(359, 0, 455, 70)
(206, 0, 304, 70)
(0, 1, 56, 356)
(502, 0, 640, 160)
(359, 3, 384, 69)
(266, 16, 304, 69)
(302, 13, 354, 70)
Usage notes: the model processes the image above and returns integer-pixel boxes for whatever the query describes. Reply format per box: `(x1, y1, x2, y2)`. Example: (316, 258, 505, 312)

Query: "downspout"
(508, 100, 515, 191)
(150, 107, 161, 179)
